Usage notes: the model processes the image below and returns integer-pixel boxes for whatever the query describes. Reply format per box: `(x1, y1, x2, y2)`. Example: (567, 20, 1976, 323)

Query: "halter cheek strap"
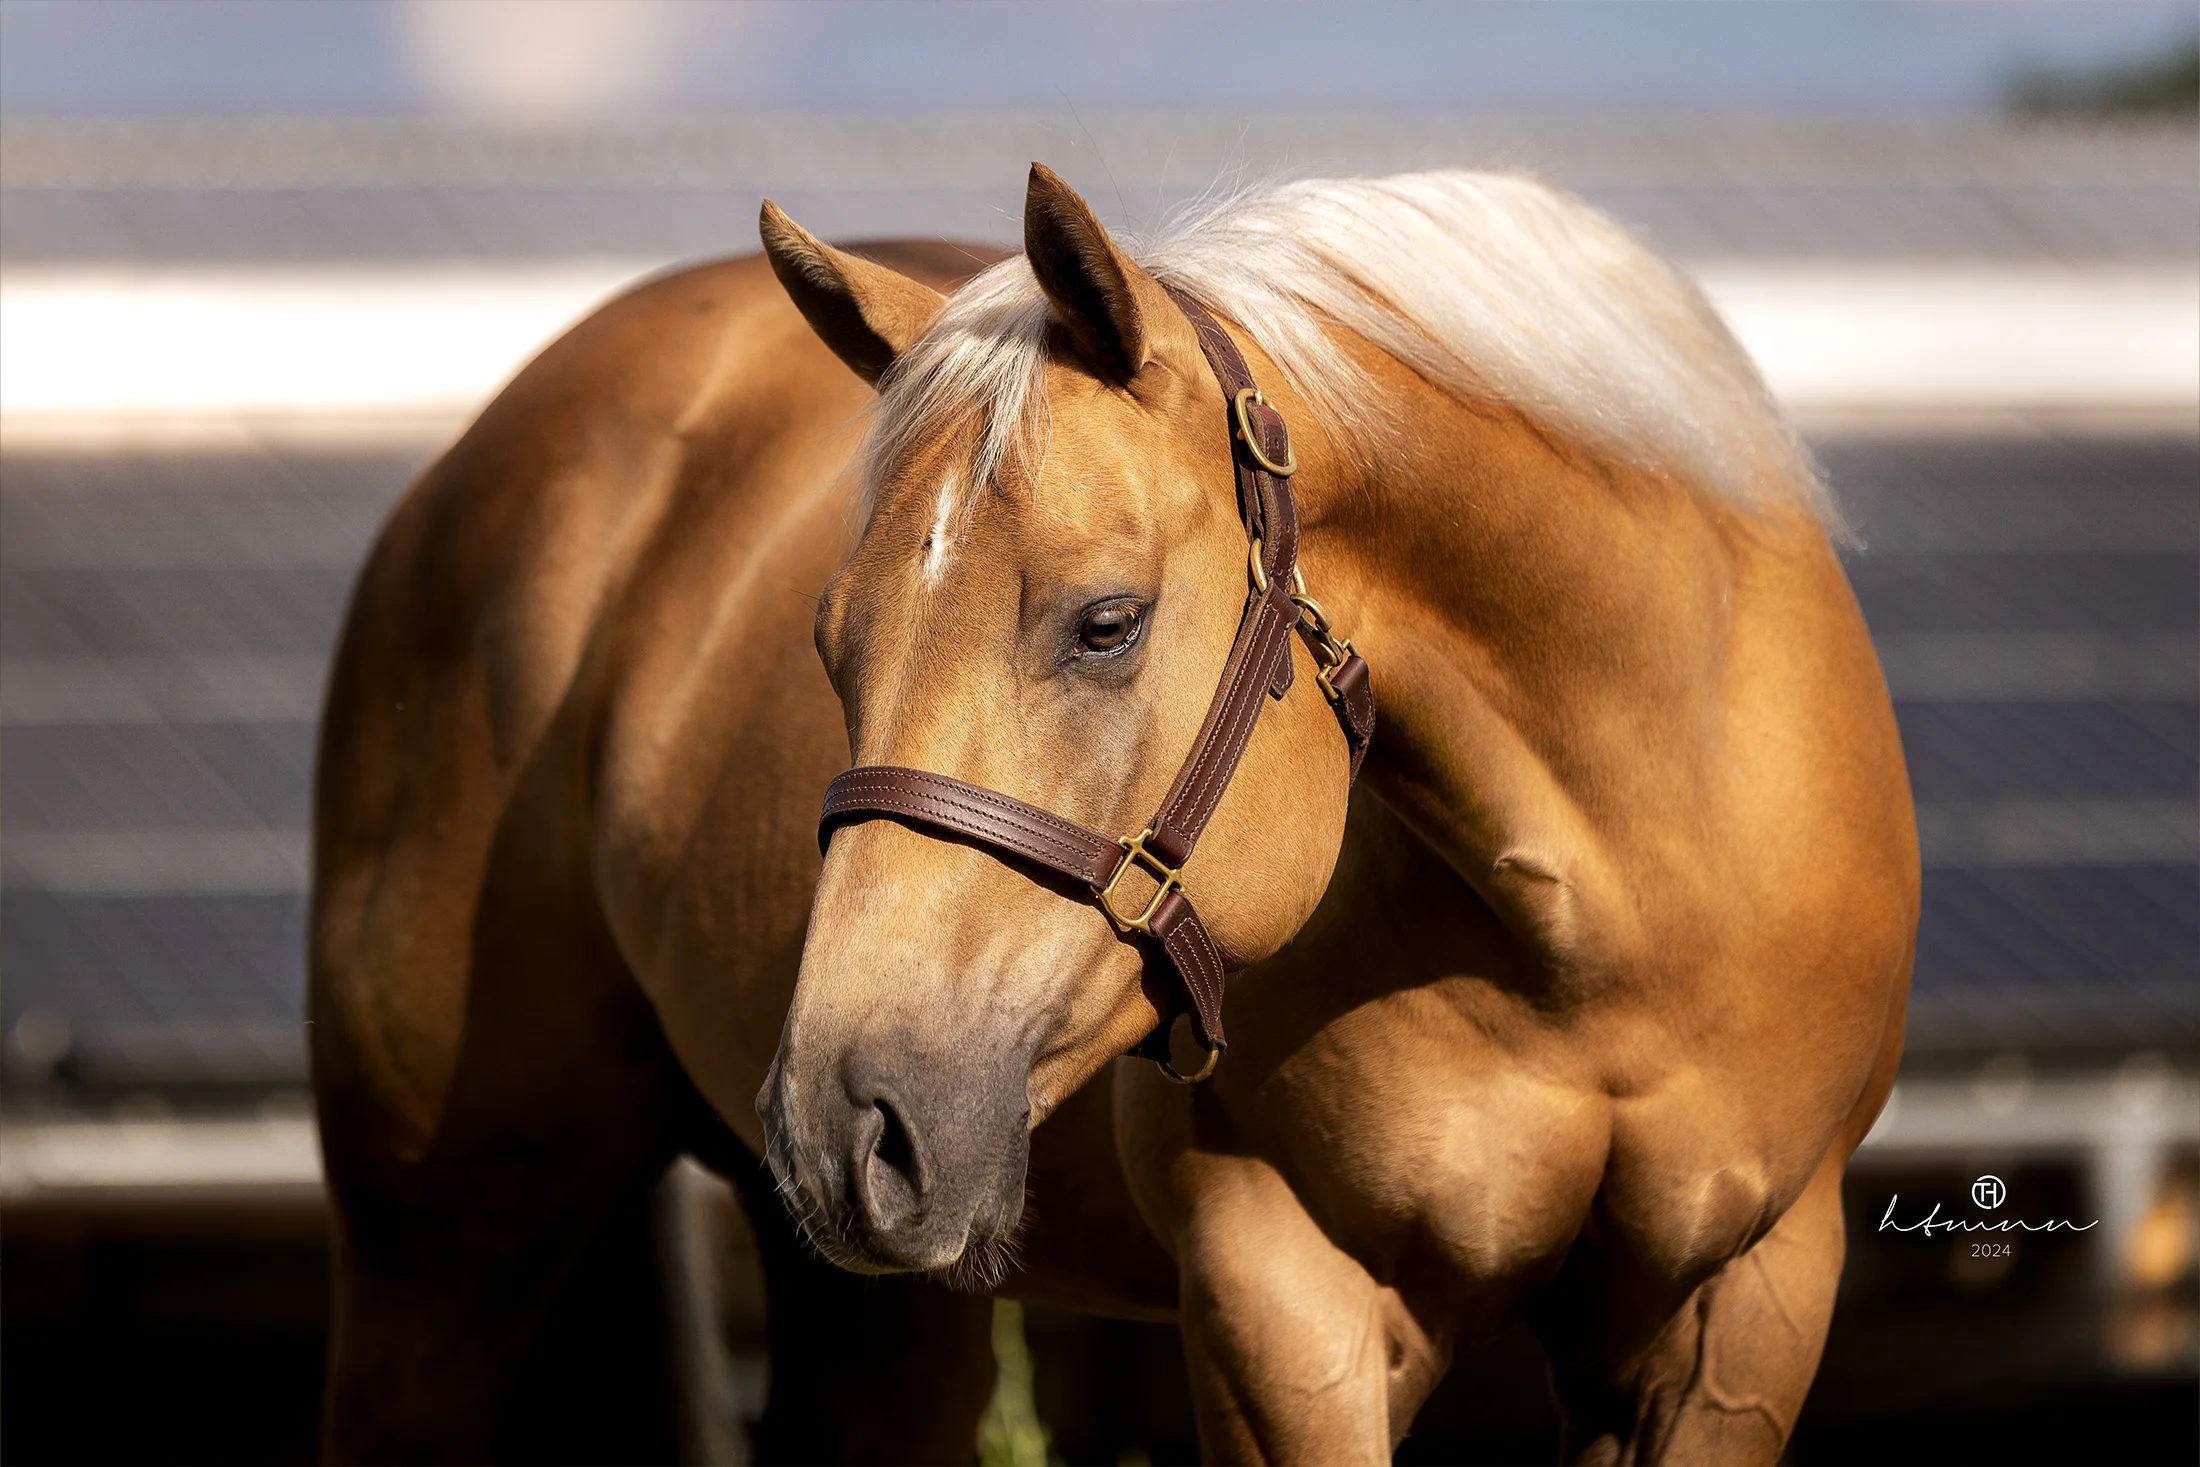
(817, 287, 1375, 1082)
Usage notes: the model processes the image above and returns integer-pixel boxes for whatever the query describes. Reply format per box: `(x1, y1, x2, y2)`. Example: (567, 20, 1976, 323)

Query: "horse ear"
(761, 200, 944, 387)
(1023, 163, 1152, 383)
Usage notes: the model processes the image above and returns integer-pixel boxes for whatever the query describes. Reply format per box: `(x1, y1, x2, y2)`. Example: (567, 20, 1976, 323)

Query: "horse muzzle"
(757, 1033, 1032, 1276)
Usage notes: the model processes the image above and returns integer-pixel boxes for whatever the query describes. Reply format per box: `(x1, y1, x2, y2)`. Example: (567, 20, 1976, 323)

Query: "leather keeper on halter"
(818, 286, 1375, 1084)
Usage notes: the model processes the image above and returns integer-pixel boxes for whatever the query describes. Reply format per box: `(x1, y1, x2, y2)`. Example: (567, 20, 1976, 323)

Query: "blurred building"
(2, 110, 2195, 1464)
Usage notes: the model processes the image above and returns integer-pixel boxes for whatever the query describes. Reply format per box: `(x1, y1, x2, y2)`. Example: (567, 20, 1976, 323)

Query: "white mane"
(864, 170, 1833, 537)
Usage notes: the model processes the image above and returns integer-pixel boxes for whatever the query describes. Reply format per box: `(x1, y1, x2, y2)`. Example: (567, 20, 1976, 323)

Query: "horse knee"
(1177, 1175, 1441, 1463)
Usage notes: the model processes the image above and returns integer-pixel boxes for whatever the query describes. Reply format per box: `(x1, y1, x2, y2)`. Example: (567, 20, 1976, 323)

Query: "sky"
(2, 0, 2195, 118)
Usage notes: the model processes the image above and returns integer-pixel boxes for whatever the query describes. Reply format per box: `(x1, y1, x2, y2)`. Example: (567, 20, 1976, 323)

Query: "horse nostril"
(872, 1097, 918, 1182)
(859, 1093, 928, 1229)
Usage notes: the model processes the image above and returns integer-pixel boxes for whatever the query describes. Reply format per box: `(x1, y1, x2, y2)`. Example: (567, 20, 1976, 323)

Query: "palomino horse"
(313, 164, 1916, 1464)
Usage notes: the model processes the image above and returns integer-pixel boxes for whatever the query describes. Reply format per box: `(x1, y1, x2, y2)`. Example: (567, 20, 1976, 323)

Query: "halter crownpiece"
(817, 286, 1375, 1083)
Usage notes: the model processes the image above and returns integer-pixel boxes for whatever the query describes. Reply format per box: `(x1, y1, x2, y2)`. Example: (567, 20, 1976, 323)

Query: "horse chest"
(1213, 965, 1832, 1309)
(1221, 988, 1613, 1292)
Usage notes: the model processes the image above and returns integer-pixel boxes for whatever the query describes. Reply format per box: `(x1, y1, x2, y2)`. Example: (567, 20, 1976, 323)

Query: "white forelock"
(860, 170, 1834, 535)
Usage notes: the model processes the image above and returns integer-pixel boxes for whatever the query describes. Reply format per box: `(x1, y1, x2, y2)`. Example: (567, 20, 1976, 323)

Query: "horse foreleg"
(316, 840, 691, 1461)
(319, 1013, 687, 1465)
(1539, 1154, 1847, 1467)
(322, 1137, 679, 1463)
(1174, 1151, 1447, 1465)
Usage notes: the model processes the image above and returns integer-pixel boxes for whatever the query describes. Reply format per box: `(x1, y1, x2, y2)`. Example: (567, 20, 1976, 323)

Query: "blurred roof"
(3, 114, 2194, 264)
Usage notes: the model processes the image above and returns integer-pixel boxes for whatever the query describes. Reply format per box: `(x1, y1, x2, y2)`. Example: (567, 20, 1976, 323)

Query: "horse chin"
(793, 1184, 1028, 1286)
(927, 1220, 1027, 1294)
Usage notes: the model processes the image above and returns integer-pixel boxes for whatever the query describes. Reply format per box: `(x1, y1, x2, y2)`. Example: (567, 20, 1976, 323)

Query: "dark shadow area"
(2, 1196, 330, 1466)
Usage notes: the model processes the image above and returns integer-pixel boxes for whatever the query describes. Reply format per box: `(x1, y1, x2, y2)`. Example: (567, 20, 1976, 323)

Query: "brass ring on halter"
(1291, 587, 1333, 637)
(1157, 1041, 1223, 1085)
(1232, 388, 1298, 478)
(1248, 536, 1268, 595)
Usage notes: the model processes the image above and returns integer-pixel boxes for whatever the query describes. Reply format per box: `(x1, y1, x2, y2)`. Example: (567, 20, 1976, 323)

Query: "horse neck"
(1305, 369, 1747, 968)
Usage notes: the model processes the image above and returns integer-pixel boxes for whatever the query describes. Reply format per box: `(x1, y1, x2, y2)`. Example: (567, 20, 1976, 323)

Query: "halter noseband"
(817, 288, 1376, 1083)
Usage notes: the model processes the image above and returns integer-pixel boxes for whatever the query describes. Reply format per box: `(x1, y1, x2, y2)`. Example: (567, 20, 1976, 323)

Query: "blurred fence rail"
(3, 263, 2191, 449)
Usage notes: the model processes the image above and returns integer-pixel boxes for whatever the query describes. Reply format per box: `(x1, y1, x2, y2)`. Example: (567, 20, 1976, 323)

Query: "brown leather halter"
(818, 287, 1375, 1083)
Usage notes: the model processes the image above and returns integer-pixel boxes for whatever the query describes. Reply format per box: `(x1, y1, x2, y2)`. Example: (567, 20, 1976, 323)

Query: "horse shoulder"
(1573, 513, 1917, 1278)
(580, 433, 864, 1149)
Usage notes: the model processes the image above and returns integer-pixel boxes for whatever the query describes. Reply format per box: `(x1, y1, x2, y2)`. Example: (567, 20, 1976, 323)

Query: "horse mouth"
(768, 1149, 1027, 1286)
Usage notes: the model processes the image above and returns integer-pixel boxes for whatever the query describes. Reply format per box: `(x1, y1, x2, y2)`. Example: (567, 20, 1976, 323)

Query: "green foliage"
(977, 1299, 1054, 1467)
(2008, 37, 2199, 116)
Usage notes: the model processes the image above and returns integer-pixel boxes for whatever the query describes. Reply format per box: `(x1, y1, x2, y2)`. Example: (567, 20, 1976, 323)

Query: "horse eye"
(1076, 602, 1141, 656)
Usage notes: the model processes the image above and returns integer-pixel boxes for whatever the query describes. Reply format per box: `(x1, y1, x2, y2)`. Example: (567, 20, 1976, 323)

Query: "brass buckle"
(1290, 579, 1357, 705)
(1094, 826, 1183, 935)
(1232, 389, 1298, 478)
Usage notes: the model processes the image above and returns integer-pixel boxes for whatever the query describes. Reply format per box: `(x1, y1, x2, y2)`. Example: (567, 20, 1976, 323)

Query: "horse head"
(754, 165, 1355, 1277)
